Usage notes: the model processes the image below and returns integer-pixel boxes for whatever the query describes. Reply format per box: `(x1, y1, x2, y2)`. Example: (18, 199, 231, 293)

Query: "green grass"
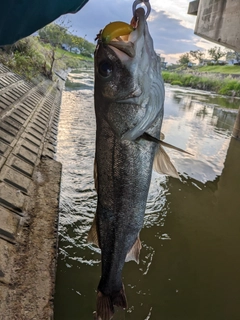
(196, 65, 240, 74)
(162, 70, 240, 97)
(171, 80, 183, 86)
(55, 48, 93, 70)
(55, 47, 93, 61)
(218, 79, 240, 95)
(0, 37, 93, 80)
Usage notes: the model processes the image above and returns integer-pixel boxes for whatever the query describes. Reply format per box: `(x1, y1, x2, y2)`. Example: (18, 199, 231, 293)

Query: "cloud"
(150, 0, 196, 29)
(63, 0, 135, 42)
(147, 9, 199, 55)
(61, 0, 217, 63)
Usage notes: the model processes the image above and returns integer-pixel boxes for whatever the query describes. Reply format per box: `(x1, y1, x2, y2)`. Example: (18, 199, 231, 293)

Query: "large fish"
(88, 7, 174, 320)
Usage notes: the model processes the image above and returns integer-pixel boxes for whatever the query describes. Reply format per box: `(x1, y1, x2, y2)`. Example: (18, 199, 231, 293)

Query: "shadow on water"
(54, 69, 240, 320)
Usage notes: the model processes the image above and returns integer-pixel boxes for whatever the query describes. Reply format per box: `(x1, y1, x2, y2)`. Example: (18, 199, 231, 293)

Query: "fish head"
(94, 7, 164, 140)
(94, 38, 134, 101)
(95, 7, 158, 99)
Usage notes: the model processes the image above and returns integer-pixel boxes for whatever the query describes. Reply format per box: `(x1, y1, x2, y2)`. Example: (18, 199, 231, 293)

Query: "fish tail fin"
(112, 286, 127, 309)
(96, 291, 114, 320)
(96, 287, 127, 320)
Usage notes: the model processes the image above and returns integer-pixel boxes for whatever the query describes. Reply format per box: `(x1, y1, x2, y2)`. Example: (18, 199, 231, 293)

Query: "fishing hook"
(132, 0, 151, 19)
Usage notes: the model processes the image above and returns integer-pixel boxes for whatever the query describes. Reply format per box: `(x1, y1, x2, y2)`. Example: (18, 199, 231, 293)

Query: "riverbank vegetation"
(164, 45, 240, 97)
(177, 47, 240, 66)
(0, 22, 94, 80)
(196, 65, 240, 75)
(162, 69, 240, 97)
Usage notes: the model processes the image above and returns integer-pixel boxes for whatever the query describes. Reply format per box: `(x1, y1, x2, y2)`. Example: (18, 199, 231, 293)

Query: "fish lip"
(108, 41, 135, 58)
(102, 7, 146, 58)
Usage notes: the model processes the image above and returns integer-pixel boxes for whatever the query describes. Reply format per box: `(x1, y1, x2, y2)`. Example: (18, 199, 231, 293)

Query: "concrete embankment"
(0, 64, 64, 319)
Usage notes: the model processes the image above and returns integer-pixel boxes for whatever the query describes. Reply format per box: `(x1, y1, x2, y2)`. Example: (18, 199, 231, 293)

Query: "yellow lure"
(101, 21, 134, 44)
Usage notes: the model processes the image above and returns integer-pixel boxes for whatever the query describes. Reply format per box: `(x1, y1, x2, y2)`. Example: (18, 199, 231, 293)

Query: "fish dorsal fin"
(87, 215, 100, 247)
(153, 144, 180, 179)
(125, 235, 142, 264)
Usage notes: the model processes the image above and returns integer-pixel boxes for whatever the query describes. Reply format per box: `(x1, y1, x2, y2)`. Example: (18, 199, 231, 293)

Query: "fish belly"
(96, 117, 157, 294)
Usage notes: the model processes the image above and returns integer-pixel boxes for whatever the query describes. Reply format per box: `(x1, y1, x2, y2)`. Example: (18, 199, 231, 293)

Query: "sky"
(61, 0, 216, 64)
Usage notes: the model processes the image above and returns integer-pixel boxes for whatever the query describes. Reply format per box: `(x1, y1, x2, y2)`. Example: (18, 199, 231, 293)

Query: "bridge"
(188, 0, 240, 52)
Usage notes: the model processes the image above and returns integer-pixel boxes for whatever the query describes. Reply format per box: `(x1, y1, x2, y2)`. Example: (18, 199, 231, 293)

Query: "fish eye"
(98, 60, 113, 78)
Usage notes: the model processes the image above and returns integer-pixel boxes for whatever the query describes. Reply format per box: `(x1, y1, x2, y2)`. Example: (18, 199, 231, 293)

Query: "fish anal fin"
(125, 236, 142, 264)
(153, 145, 180, 179)
(87, 215, 100, 247)
(160, 132, 165, 140)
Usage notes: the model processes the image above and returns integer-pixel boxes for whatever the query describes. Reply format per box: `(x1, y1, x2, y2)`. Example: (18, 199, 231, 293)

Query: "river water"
(54, 65, 240, 320)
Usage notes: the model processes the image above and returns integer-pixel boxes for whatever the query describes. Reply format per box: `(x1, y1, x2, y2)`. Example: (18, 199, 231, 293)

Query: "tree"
(235, 51, 240, 64)
(39, 23, 95, 57)
(190, 50, 205, 64)
(178, 53, 191, 66)
(226, 50, 240, 64)
(39, 23, 68, 47)
(208, 46, 226, 64)
(38, 24, 67, 79)
(38, 22, 95, 77)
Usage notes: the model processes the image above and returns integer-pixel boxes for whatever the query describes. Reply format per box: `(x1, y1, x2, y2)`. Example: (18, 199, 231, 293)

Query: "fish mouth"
(107, 8, 146, 58)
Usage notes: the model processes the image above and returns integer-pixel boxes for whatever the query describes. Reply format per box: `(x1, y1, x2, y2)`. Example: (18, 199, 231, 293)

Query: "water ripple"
(55, 67, 238, 320)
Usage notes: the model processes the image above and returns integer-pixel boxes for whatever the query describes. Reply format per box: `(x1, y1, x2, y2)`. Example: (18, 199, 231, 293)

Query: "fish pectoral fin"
(160, 140, 194, 156)
(125, 235, 142, 264)
(142, 132, 193, 155)
(87, 215, 100, 247)
(153, 145, 180, 179)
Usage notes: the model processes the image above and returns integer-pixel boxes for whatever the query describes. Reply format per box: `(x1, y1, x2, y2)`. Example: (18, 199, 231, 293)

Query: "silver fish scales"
(89, 7, 165, 320)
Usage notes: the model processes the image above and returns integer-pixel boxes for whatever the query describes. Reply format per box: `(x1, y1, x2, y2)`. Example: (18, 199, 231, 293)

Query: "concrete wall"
(0, 64, 63, 319)
(190, 0, 240, 52)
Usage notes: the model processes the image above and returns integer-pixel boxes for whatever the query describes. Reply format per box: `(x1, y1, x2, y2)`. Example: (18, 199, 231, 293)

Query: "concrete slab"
(0, 159, 62, 320)
(0, 206, 20, 235)
(191, 0, 240, 51)
(7, 154, 35, 177)
(0, 63, 63, 319)
(0, 181, 27, 214)
(0, 155, 6, 168)
(0, 238, 16, 283)
(188, 0, 200, 16)
(0, 140, 12, 158)
(0, 165, 32, 194)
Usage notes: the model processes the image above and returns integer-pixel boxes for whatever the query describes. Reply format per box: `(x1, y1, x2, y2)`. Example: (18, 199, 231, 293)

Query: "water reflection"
(54, 68, 240, 320)
(170, 86, 240, 110)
